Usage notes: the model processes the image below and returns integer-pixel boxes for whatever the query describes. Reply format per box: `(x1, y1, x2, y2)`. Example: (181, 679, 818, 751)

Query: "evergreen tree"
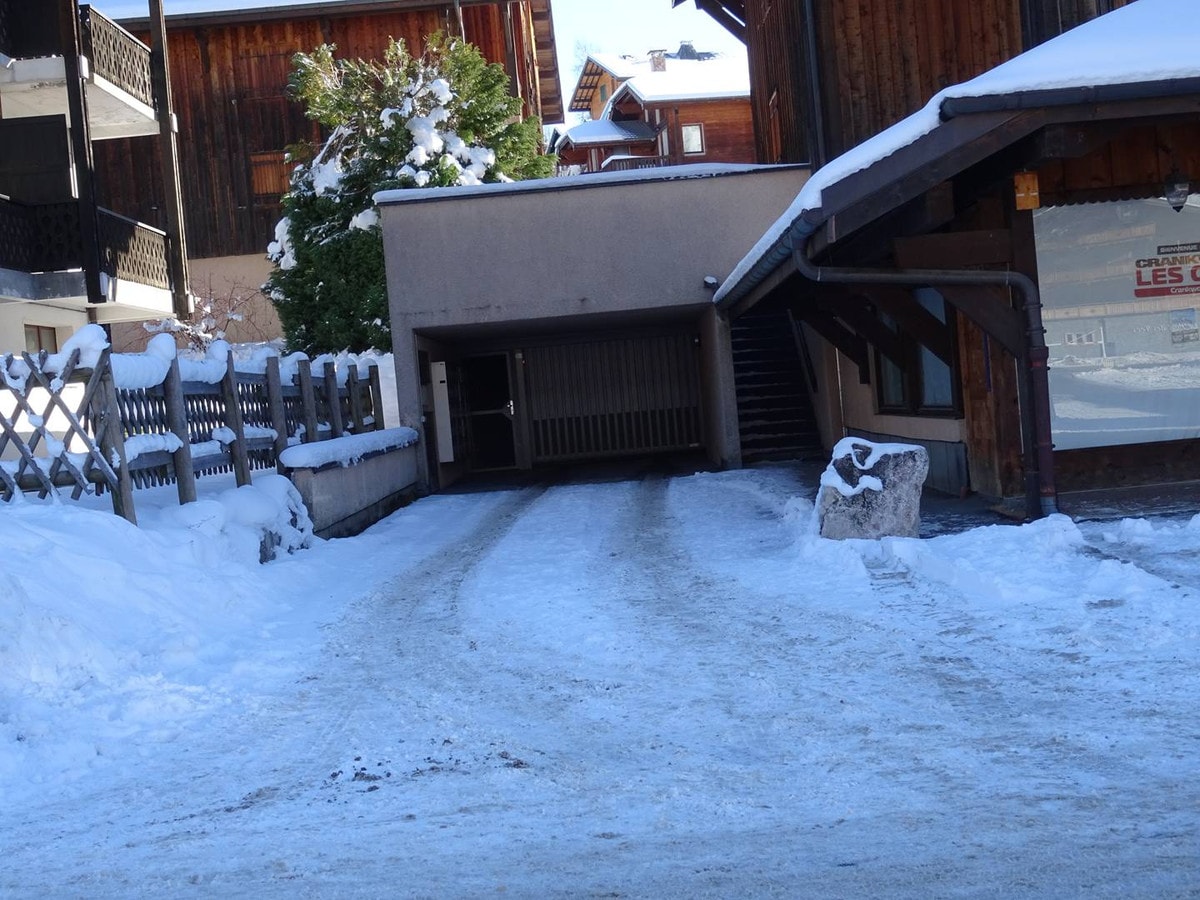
(266, 35, 552, 353)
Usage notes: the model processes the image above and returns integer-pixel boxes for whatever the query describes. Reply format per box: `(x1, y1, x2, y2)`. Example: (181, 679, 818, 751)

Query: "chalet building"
(0, 0, 188, 354)
(708, 0, 1200, 513)
(91, 0, 562, 345)
(555, 44, 754, 174)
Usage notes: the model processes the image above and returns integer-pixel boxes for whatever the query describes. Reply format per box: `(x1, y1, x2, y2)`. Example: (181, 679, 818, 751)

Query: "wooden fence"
(1, 347, 383, 524)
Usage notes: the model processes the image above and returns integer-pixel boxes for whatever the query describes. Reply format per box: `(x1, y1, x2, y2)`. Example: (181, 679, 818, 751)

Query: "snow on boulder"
(817, 437, 929, 540)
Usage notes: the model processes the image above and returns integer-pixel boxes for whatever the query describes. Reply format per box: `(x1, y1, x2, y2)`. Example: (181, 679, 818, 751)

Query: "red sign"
(1134, 242, 1200, 298)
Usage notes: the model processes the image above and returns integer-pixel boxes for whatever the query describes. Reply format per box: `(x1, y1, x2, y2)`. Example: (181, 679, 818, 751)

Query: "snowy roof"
(555, 118, 658, 151)
(613, 55, 750, 105)
(567, 45, 747, 112)
(374, 163, 797, 206)
(713, 0, 1200, 308)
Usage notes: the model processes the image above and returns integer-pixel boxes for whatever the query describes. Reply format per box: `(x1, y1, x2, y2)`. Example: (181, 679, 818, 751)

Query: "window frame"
(680, 122, 705, 156)
(873, 290, 962, 418)
(24, 324, 59, 354)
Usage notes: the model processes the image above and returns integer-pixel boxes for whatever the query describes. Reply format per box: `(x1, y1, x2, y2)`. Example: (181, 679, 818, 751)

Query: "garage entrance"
(436, 329, 705, 480)
(522, 332, 703, 464)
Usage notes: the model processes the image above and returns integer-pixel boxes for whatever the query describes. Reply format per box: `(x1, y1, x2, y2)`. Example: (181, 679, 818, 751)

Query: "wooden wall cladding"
(93, 7, 523, 261)
(655, 98, 756, 165)
(741, 0, 1132, 167)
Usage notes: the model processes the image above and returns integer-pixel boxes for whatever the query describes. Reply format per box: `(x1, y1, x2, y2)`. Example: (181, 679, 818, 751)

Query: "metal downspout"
(802, 0, 828, 167)
(792, 232, 1059, 519)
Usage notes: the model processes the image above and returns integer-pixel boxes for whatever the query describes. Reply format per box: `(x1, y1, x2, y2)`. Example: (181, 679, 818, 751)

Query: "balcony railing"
(97, 208, 169, 289)
(0, 197, 170, 291)
(600, 156, 671, 173)
(79, 6, 154, 110)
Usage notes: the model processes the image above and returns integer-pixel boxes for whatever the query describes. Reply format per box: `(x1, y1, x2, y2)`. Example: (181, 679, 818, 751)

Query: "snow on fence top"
(2, 327, 391, 525)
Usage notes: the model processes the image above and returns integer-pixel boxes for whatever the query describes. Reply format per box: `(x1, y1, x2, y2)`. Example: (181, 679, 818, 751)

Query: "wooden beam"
(811, 182, 956, 263)
(149, 0, 192, 320)
(937, 285, 1025, 357)
(790, 304, 871, 384)
(690, 0, 747, 43)
(859, 286, 955, 366)
(813, 292, 908, 368)
(892, 229, 1013, 269)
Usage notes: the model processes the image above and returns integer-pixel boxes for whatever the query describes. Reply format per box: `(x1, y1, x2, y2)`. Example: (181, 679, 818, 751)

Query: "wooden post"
(368, 364, 385, 430)
(220, 349, 251, 486)
(346, 365, 365, 433)
(59, 0, 105, 308)
(95, 349, 136, 524)
(297, 358, 319, 443)
(148, 0, 192, 320)
(163, 355, 196, 503)
(265, 354, 289, 470)
(323, 361, 343, 438)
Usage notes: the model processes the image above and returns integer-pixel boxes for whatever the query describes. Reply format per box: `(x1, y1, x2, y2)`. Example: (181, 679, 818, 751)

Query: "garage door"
(523, 333, 703, 463)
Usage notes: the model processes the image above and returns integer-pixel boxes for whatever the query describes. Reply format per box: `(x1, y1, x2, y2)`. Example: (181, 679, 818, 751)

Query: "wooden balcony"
(0, 196, 173, 319)
(0, 5, 157, 140)
(600, 155, 671, 173)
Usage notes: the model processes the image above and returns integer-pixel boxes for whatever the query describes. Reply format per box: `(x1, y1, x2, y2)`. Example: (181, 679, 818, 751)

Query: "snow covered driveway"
(2, 467, 1198, 897)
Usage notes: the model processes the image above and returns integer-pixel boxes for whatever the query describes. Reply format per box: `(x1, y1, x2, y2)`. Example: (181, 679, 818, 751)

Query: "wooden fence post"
(347, 365, 365, 433)
(94, 348, 137, 524)
(298, 358, 318, 443)
(368, 364, 385, 431)
(163, 355, 196, 504)
(220, 349, 251, 487)
(265, 354, 289, 470)
(323, 361, 344, 438)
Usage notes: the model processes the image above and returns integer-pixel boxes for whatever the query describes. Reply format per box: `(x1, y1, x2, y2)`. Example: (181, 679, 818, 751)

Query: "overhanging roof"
(556, 118, 658, 150)
(670, 0, 746, 44)
(712, 0, 1200, 310)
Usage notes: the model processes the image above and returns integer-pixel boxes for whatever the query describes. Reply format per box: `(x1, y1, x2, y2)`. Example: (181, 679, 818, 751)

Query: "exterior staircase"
(731, 306, 825, 463)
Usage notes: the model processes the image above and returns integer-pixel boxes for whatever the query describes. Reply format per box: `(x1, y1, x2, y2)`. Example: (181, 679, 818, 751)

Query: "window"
(24, 324, 58, 354)
(599, 83, 609, 103)
(681, 123, 704, 155)
(250, 151, 291, 199)
(875, 288, 959, 416)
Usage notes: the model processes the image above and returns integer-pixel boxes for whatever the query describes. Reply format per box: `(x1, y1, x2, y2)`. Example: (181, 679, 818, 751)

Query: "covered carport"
(375, 163, 809, 491)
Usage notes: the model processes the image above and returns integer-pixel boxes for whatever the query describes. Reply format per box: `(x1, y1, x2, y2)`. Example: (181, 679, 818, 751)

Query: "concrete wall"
(378, 165, 811, 484)
(287, 444, 419, 538)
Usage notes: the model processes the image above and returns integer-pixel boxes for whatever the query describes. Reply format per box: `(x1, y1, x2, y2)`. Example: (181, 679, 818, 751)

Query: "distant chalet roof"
(713, 0, 1200, 310)
(568, 43, 745, 112)
(554, 119, 658, 152)
(613, 55, 750, 105)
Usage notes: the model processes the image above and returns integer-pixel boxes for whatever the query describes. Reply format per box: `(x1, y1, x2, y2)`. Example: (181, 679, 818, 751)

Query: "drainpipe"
(792, 232, 1058, 519)
(801, 0, 828, 167)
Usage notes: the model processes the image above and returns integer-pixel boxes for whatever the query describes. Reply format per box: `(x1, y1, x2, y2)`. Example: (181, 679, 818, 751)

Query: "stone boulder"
(817, 438, 929, 540)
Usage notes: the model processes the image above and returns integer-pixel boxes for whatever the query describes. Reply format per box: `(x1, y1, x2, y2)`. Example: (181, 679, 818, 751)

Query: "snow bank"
(278, 426, 417, 470)
(0, 472, 312, 787)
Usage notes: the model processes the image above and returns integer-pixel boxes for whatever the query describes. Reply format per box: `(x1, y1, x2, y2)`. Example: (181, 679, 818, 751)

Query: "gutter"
(791, 231, 1059, 520)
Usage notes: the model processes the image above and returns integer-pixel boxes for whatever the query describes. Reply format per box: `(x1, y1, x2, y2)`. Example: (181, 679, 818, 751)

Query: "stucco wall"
(379, 167, 809, 331)
(0, 304, 87, 355)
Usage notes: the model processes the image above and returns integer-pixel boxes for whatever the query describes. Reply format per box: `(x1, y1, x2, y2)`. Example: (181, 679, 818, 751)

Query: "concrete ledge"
(283, 430, 419, 538)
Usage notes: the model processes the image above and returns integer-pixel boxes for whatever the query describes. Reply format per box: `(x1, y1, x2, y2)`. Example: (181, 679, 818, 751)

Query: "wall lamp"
(1165, 167, 1191, 212)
